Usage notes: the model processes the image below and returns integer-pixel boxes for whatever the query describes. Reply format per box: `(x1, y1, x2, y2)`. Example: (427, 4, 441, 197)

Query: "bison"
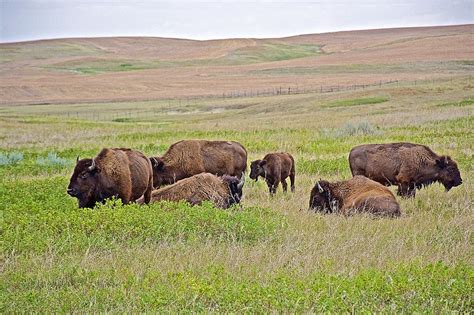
(137, 173, 245, 209)
(309, 175, 401, 217)
(249, 152, 295, 195)
(149, 140, 247, 188)
(67, 148, 153, 208)
(349, 142, 462, 198)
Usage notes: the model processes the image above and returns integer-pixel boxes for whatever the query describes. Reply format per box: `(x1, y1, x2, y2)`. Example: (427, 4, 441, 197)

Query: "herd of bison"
(67, 140, 463, 218)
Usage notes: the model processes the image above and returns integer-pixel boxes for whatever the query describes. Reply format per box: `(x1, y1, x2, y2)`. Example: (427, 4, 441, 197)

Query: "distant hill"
(1, 24, 473, 105)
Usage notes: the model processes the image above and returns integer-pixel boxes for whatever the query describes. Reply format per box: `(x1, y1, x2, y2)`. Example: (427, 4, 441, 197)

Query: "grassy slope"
(1, 76, 473, 312)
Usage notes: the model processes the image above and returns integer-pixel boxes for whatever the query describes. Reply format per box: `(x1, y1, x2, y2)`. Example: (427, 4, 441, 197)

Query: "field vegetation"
(1, 73, 473, 311)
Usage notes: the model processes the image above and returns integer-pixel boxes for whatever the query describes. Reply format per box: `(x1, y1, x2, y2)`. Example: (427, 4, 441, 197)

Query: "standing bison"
(309, 175, 401, 217)
(149, 140, 247, 188)
(249, 152, 295, 195)
(67, 148, 153, 208)
(138, 173, 245, 209)
(349, 142, 462, 197)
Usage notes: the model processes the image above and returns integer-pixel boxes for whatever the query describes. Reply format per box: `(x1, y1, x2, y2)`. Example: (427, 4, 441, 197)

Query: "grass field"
(1, 73, 473, 312)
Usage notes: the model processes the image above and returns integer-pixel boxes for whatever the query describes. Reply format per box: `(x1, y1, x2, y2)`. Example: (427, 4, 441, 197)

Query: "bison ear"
(151, 157, 165, 171)
(259, 160, 267, 167)
(436, 157, 448, 169)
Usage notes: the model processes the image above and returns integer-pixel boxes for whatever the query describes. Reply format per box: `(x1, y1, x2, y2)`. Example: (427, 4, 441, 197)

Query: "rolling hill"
(0, 24, 473, 105)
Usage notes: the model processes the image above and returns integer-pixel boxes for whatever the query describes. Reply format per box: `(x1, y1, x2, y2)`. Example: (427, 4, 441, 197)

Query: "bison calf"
(67, 148, 153, 208)
(249, 152, 295, 195)
(138, 172, 245, 209)
(349, 142, 463, 198)
(309, 175, 401, 218)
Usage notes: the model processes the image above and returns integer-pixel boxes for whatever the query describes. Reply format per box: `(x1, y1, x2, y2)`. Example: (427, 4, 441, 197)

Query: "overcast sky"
(1, 0, 472, 43)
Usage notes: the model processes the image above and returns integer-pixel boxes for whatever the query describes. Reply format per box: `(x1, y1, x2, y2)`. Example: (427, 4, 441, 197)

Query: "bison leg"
(397, 182, 416, 198)
(289, 173, 295, 192)
(281, 179, 288, 192)
(144, 186, 152, 205)
(267, 182, 278, 196)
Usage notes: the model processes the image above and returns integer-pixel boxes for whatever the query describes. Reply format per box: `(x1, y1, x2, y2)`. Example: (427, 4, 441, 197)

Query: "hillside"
(0, 24, 473, 105)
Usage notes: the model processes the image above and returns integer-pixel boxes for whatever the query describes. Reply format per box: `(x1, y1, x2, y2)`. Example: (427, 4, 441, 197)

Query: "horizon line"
(1, 23, 472, 45)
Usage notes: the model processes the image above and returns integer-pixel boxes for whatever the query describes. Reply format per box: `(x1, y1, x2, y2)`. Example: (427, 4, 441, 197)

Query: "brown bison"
(149, 140, 247, 188)
(249, 152, 295, 195)
(137, 173, 245, 209)
(309, 175, 401, 217)
(349, 142, 463, 197)
(67, 148, 153, 208)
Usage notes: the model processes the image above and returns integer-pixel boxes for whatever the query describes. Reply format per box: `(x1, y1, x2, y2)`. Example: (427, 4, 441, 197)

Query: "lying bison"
(67, 148, 153, 208)
(309, 175, 401, 217)
(150, 140, 247, 188)
(137, 173, 245, 209)
(249, 152, 295, 195)
(349, 142, 462, 198)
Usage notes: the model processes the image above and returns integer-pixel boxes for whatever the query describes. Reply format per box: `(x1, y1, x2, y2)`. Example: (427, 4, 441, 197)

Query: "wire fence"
(37, 76, 469, 121)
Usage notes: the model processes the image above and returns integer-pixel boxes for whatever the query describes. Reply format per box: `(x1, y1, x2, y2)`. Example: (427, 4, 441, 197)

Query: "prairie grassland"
(1, 77, 473, 312)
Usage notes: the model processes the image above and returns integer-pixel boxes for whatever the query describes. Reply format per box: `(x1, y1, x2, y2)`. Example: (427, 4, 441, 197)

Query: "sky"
(1, 0, 473, 43)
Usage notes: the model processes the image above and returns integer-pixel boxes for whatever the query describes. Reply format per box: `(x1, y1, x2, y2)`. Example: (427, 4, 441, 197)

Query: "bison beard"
(309, 175, 401, 218)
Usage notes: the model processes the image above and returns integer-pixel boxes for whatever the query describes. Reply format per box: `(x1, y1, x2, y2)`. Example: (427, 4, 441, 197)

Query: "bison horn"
(237, 172, 246, 189)
(317, 182, 324, 193)
(76, 156, 80, 163)
(88, 159, 96, 171)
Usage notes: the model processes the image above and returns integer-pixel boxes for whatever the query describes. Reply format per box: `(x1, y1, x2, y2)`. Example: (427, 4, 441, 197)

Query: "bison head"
(67, 157, 101, 208)
(309, 180, 335, 213)
(150, 156, 167, 188)
(249, 159, 266, 181)
(221, 173, 245, 207)
(436, 156, 462, 191)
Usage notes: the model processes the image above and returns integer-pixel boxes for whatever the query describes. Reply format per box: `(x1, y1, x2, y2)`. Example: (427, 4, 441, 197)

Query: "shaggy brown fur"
(137, 173, 244, 209)
(67, 148, 153, 208)
(249, 152, 295, 195)
(349, 142, 463, 197)
(150, 140, 247, 188)
(309, 175, 401, 218)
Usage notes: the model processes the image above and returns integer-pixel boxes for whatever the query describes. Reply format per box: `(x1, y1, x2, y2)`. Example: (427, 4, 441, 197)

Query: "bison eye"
(80, 173, 88, 179)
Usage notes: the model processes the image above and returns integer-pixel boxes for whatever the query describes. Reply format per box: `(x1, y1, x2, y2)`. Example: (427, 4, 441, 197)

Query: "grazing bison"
(137, 173, 245, 209)
(249, 152, 295, 195)
(349, 142, 462, 197)
(150, 140, 247, 188)
(309, 175, 401, 217)
(67, 148, 153, 208)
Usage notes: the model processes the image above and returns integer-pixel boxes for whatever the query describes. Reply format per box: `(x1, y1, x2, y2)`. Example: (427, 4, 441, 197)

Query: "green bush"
(2, 177, 286, 255)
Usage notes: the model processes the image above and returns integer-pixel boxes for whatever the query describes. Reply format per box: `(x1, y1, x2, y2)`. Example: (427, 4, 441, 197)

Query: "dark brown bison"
(349, 142, 463, 198)
(137, 173, 245, 209)
(149, 140, 247, 188)
(309, 175, 401, 217)
(249, 152, 295, 195)
(67, 148, 153, 208)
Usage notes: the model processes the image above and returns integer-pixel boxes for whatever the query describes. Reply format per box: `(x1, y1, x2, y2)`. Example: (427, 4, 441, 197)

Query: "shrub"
(36, 152, 69, 167)
(0, 151, 24, 166)
(322, 121, 379, 138)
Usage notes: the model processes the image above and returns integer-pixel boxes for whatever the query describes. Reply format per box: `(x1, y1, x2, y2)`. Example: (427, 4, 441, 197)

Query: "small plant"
(0, 151, 24, 166)
(322, 121, 379, 138)
(36, 152, 69, 167)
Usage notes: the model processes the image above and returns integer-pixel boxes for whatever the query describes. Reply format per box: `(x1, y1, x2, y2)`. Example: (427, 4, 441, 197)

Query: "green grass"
(324, 96, 389, 108)
(1, 77, 473, 312)
(44, 43, 323, 74)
